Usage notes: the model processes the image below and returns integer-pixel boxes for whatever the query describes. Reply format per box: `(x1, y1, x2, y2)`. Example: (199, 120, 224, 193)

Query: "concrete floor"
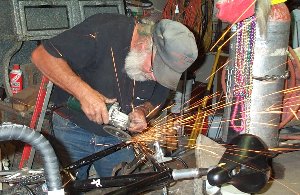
(259, 150, 300, 195)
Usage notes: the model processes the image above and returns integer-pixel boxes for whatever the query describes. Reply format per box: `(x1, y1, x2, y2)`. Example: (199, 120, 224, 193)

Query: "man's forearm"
(135, 102, 156, 117)
(31, 45, 92, 100)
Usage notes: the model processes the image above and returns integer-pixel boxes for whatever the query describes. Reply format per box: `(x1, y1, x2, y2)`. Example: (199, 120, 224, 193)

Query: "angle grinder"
(67, 96, 132, 140)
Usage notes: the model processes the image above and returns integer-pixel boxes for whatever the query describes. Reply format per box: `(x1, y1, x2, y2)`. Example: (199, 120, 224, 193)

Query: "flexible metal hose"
(279, 46, 300, 129)
(0, 123, 63, 193)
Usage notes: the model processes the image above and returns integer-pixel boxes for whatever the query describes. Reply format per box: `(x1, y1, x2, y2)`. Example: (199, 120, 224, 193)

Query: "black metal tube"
(104, 168, 209, 194)
(72, 172, 158, 191)
(0, 124, 62, 192)
(64, 141, 130, 171)
(106, 169, 173, 195)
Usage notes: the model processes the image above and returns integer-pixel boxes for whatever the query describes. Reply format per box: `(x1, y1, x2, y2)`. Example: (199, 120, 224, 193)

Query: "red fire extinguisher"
(9, 64, 23, 94)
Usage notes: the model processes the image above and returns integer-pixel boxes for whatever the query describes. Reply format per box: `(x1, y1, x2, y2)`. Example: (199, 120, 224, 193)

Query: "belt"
(52, 106, 71, 120)
(54, 110, 70, 120)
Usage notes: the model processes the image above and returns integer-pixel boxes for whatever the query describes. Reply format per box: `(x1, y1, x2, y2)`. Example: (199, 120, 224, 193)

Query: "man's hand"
(128, 108, 147, 133)
(79, 89, 116, 124)
(128, 102, 154, 133)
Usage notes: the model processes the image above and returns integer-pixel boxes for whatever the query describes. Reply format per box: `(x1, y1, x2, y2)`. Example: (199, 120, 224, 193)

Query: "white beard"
(125, 49, 152, 81)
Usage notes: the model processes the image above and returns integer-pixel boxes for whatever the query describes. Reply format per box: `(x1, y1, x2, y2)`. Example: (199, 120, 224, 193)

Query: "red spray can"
(9, 64, 23, 94)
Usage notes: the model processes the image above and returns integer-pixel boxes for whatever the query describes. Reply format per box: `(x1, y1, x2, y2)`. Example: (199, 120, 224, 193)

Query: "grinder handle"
(67, 96, 112, 112)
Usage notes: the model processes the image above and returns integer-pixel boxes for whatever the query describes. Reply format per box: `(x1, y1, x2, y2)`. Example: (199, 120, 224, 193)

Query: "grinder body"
(67, 96, 129, 130)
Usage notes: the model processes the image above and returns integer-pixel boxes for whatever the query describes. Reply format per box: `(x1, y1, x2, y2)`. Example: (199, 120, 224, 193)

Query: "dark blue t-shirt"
(43, 13, 169, 135)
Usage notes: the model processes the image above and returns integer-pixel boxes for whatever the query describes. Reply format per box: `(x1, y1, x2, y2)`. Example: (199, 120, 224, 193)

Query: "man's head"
(152, 19, 198, 90)
(125, 19, 198, 90)
(125, 19, 155, 82)
(125, 46, 153, 81)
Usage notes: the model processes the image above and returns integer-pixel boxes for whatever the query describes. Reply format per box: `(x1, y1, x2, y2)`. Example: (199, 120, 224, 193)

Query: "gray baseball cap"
(152, 19, 198, 90)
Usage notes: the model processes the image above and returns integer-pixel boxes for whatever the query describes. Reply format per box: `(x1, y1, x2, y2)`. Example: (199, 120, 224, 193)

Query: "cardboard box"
(12, 85, 39, 111)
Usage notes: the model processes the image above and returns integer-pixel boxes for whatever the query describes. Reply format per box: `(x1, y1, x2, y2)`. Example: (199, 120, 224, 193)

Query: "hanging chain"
(252, 71, 290, 81)
(226, 67, 234, 102)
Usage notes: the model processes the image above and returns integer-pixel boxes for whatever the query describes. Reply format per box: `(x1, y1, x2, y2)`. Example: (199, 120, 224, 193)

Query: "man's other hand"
(79, 90, 116, 124)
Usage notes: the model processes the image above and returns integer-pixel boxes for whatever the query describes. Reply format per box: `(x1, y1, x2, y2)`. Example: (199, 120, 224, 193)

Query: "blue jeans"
(51, 112, 134, 180)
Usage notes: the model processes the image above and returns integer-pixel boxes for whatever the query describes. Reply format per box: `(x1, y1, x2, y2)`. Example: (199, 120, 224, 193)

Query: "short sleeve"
(42, 21, 97, 70)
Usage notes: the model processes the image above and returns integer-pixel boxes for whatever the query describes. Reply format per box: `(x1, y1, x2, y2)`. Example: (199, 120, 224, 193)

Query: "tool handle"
(67, 96, 112, 112)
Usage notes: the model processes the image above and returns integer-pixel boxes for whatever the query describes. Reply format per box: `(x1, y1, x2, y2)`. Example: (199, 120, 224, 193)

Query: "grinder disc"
(103, 125, 131, 141)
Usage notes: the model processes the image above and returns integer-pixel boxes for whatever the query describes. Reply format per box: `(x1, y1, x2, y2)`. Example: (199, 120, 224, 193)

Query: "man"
(31, 13, 198, 183)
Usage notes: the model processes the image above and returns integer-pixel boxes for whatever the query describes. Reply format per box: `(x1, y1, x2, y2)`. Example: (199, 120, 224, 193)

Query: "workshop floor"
(259, 127, 300, 195)
(260, 150, 300, 195)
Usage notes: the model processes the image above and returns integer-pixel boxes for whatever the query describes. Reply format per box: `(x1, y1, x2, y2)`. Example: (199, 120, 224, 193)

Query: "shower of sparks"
(270, 147, 300, 152)
(111, 47, 123, 105)
(88, 33, 97, 39)
(49, 41, 63, 57)
(289, 107, 299, 120)
(131, 80, 136, 110)
(146, 104, 161, 118)
(205, 60, 230, 82)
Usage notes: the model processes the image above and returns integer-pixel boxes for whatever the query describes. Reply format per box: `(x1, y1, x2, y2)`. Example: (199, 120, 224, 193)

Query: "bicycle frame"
(62, 141, 208, 194)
